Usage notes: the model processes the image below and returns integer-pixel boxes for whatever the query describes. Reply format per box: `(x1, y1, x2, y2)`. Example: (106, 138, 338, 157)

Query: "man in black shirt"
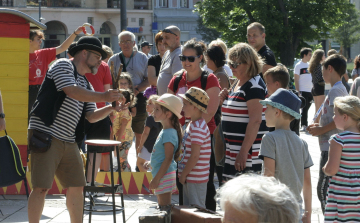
(247, 22, 277, 78)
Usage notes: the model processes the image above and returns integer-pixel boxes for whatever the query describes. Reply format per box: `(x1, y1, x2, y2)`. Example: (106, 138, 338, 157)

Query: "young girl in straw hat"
(144, 93, 183, 208)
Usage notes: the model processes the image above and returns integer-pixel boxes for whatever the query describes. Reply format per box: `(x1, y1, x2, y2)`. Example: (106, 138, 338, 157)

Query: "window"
(159, 0, 168, 7)
(87, 17, 94, 25)
(131, 18, 136, 22)
(139, 18, 144, 26)
(180, 0, 188, 8)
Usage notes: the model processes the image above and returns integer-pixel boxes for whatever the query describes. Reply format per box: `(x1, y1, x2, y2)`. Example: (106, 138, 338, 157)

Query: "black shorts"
(311, 82, 325, 96)
(85, 116, 112, 152)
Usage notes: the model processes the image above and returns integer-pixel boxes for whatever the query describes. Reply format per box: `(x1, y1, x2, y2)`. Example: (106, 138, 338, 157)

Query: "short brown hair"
(29, 30, 44, 41)
(322, 54, 347, 77)
(263, 65, 289, 88)
(247, 22, 265, 34)
(282, 111, 295, 121)
(300, 47, 312, 58)
(155, 32, 163, 47)
(327, 49, 337, 56)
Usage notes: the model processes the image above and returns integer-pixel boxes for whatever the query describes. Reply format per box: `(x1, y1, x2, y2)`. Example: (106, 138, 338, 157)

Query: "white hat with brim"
(153, 93, 183, 119)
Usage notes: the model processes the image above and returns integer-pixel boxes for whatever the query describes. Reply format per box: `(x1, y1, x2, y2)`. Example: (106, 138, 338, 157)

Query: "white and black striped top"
(29, 59, 97, 143)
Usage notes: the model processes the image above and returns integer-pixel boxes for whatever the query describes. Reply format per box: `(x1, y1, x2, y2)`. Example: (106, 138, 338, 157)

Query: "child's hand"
(307, 125, 322, 136)
(301, 211, 311, 223)
(143, 161, 151, 170)
(179, 174, 186, 185)
(149, 178, 160, 190)
(136, 146, 142, 154)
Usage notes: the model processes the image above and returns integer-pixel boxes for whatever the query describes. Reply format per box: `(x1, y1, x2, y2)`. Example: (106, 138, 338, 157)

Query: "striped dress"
(324, 131, 360, 222)
(221, 75, 268, 179)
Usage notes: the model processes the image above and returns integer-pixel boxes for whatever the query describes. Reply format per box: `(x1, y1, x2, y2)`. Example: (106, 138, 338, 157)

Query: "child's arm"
(323, 139, 342, 176)
(137, 126, 151, 154)
(149, 142, 174, 190)
(262, 157, 275, 177)
(115, 118, 129, 141)
(308, 121, 336, 136)
(179, 144, 201, 184)
(130, 107, 136, 117)
(302, 168, 312, 223)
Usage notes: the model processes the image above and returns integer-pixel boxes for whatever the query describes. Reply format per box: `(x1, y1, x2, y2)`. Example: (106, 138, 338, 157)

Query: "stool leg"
(89, 152, 97, 223)
(83, 151, 90, 222)
(109, 150, 116, 223)
(116, 145, 126, 223)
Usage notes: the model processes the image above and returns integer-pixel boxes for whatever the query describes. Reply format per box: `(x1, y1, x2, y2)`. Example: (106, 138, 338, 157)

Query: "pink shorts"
(154, 171, 177, 195)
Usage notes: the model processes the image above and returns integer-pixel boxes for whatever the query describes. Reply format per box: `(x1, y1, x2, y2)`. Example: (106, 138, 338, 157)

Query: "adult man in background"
(141, 41, 153, 58)
(157, 26, 183, 95)
(108, 31, 149, 157)
(247, 22, 277, 78)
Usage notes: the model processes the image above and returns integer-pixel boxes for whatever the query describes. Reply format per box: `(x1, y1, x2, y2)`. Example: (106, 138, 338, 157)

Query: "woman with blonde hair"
(309, 49, 325, 114)
(219, 43, 268, 179)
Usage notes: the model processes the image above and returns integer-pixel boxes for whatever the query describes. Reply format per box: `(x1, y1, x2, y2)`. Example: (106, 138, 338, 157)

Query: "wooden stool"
(83, 139, 125, 223)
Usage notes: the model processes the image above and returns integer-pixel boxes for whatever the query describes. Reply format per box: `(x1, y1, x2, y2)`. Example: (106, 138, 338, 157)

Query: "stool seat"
(85, 139, 121, 147)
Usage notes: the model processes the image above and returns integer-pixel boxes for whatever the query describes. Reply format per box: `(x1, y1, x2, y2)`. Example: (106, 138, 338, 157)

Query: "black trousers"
(300, 91, 313, 126)
(317, 151, 330, 214)
(176, 135, 217, 211)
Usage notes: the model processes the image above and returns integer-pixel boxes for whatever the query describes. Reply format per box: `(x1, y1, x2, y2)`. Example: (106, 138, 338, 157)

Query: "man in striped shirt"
(27, 36, 123, 223)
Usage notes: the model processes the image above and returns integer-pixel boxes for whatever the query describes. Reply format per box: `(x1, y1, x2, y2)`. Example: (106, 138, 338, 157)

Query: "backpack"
(0, 130, 26, 187)
(172, 70, 209, 94)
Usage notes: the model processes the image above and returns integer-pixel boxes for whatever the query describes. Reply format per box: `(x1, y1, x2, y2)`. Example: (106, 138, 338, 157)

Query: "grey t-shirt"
(350, 77, 360, 98)
(259, 129, 313, 205)
(319, 82, 348, 151)
(107, 51, 148, 86)
(157, 47, 183, 95)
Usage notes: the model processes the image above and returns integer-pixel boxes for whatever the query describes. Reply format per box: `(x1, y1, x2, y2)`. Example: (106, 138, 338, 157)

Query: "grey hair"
(218, 174, 299, 223)
(118, 31, 136, 42)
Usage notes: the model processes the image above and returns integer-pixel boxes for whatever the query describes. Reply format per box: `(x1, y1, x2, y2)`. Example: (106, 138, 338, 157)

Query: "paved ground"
(0, 103, 325, 222)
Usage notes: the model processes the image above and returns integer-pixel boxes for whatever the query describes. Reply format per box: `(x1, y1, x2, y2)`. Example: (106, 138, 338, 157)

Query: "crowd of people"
(0, 20, 357, 223)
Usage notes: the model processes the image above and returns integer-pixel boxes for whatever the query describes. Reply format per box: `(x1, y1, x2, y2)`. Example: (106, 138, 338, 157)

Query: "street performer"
(27, 36, 123, 223)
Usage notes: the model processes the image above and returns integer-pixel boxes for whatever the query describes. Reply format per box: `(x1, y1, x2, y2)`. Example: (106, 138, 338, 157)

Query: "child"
(259, 88, 313, 223)
(144, 93, 183, 208)
(307, 54, 349, 213)
(136, 95, 162, 172)
(263, 65, 305, 135)
(118, 73, 137, 117)
(323, 96, 360, 222)
(112, 89, 137, 172)
(178, 87, 211, 208)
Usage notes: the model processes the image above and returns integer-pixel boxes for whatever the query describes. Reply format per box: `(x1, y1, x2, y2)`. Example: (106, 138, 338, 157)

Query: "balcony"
(27, 0, 81, 7)
(25, 0, 152, 9)
(0, 0, 14, 6)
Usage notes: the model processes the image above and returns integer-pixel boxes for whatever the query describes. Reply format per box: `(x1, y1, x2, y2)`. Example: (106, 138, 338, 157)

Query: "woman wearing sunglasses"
(167, 38, 221, 211)
(219, 43, 268, 180)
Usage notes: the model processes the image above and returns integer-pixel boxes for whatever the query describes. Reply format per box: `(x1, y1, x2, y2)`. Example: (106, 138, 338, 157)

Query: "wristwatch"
(0, 113, 4, 119)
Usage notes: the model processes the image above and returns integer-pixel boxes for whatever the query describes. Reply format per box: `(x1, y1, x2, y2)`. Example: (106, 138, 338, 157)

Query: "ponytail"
(170, 115, 182, 161)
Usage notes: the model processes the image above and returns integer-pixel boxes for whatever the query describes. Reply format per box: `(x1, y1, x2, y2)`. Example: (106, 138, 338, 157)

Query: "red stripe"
(222, 107, 248, 114)
(0, 14, 29, 38)
(228, 95, 245, 100)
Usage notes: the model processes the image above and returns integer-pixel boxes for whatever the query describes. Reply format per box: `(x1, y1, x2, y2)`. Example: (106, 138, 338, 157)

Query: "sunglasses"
(179, 55, 200, 62)
(86, 50, 102, 60)
(229, 61, 242, 69)
(162, 29, 177, 36)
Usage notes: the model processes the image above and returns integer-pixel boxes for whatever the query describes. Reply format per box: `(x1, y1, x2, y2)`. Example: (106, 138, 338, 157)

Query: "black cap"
(141, 41, 153, 47)
(68, 36, 107, 59)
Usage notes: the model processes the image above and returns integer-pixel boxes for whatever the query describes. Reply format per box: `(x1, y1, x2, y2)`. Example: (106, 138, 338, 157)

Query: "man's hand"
(104, 89, 123, 103)
(0, 118, 5, 131)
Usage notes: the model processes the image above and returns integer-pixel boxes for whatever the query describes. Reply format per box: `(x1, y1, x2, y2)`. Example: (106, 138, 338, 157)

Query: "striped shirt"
(29, 59, 97, 143)
(221, 75, 268, 178)
(178, 118, 211, 183)
(324, 131, 360, 222)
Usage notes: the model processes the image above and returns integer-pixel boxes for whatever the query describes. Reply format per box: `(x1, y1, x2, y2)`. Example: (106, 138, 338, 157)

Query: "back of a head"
(208, 38, 228, 55)
(264, 64, 289, 89)
(218, 174, 299, 223)
(327, 49, 337, 57)
(206, 45, 226, 68)
(322, 54, 347, 76)
(29, 30, 44, 40)
(102, 45, 113, 59)
(309, 49, 324, 74)
(300, 47, 312, 59)
(247, 22, 265, 34)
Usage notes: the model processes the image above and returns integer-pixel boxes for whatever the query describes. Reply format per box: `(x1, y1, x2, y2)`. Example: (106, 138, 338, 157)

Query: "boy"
(263, 65, 305, 135)
(259, 88, 313, 223)
(307, 54, 348, 213)
(178, 87, 211, 208)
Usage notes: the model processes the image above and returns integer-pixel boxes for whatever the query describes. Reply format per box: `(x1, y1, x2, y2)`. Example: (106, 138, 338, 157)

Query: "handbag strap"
(5, 129, 7, 135)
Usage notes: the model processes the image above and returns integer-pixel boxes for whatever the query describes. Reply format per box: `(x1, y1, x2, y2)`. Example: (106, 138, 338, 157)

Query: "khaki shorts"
(131, 112, 148, 134)
(30, 134, 86, 189)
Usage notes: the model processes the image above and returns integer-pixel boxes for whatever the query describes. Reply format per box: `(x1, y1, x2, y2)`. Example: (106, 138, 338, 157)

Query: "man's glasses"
(162, 29, 177, 36)
(179, 55, 200, 62)
(86, 50, 102, 60)
(229, 61, 242, 69)
(120, 40, 134, 45)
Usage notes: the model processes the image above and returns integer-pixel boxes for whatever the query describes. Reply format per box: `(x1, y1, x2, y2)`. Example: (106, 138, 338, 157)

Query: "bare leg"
(314, 95, 325, 115)
(28, 188, 49, 223)
(156, 193, 172, 206)
(66, 187, 84, 223)
(100, 153, 110, 171)
(86, 153, 102, 182)
(134, 133, 142, 152)
(136, 157, 147, 172)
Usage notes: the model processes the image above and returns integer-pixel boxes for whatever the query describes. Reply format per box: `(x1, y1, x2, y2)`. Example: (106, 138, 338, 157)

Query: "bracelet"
(73, 31, 78, 36)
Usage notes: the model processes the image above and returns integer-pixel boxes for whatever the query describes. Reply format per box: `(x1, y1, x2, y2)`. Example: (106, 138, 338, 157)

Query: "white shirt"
(294, 61, 312, 92)
(203, 64, 233, 77)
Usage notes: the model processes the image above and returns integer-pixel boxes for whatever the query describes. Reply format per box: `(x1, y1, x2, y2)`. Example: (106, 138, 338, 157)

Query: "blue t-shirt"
(150, 128, 178, 178)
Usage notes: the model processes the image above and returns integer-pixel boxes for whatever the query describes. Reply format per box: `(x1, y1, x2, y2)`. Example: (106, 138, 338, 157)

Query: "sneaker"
(300, 125, 307, 132)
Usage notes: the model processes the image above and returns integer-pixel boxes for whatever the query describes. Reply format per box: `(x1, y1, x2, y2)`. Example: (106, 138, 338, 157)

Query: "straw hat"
(153, 93, 183, 119)
(179, 87, 209, 113)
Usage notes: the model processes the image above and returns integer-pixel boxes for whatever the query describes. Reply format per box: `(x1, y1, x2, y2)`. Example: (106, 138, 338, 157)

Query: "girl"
(136, 95, 162, 172)
(118, 73, 137, 117)
(308, 49, 326, 114)
(144, 93, 183, 208)
(323, 96, 360, 222)
(112, 89, 137, 172)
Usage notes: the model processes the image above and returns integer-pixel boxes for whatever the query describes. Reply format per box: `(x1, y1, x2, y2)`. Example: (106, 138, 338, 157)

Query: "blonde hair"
(118, 72, 134, 92)
(148, 94, 159, 102)
(228, 43, 263, 78)
(102, 45, 113, 59)
(334, 96, 360, 131)
(208, 38, 228, 55)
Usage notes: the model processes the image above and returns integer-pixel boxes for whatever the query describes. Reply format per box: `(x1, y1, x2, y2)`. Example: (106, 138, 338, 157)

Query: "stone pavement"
(0, 103, 326, 222)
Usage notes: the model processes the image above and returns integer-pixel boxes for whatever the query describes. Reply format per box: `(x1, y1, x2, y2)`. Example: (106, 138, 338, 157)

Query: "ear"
(343, 113, 349, 122)
(275, 81, 281, 88)
(262, 33, 266, 39)
(274, 108, 281, 117)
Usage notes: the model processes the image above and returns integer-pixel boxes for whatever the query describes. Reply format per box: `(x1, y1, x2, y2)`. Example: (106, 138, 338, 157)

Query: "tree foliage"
(331, 6, 360, 58)
(196, 17, 222, 43)
(195, 0, 354, 67)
